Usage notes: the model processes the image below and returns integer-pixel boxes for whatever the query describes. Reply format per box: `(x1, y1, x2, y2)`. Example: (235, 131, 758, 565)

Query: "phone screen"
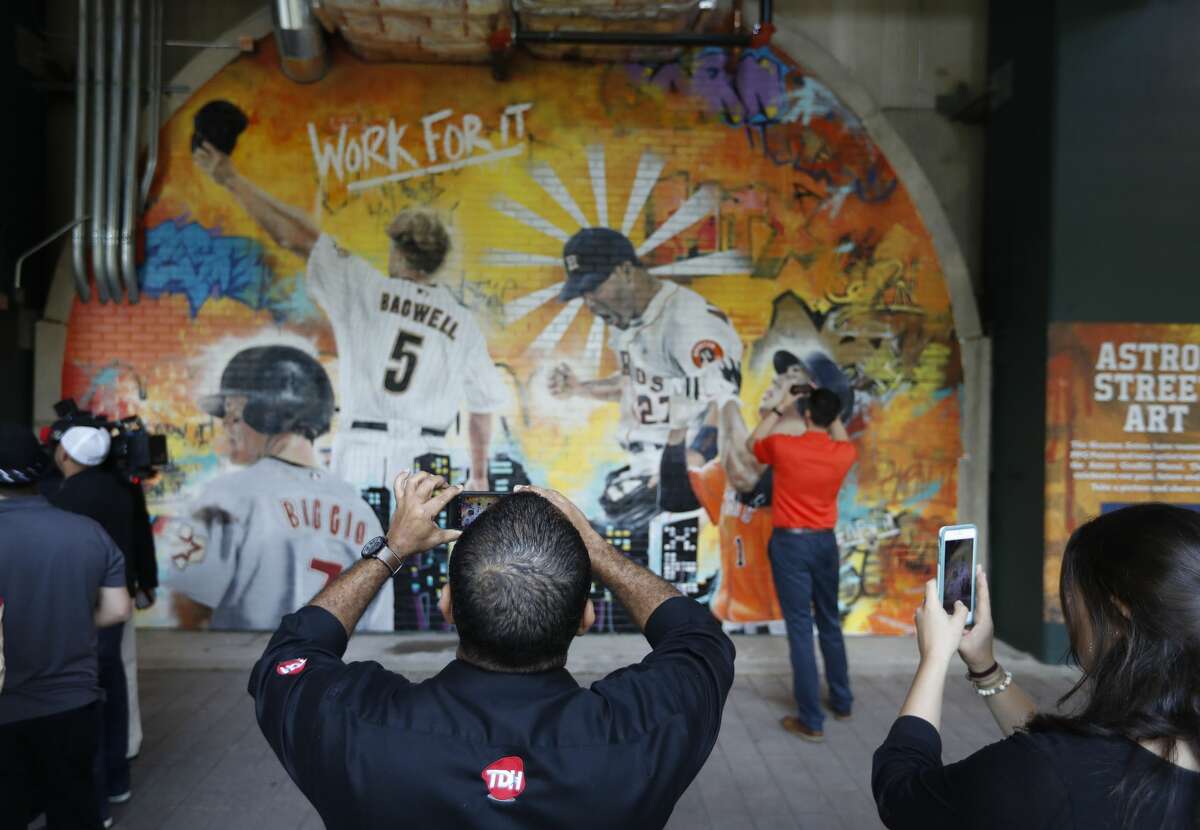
(458, 493, 501, 528)
(942, 536, 975, 615)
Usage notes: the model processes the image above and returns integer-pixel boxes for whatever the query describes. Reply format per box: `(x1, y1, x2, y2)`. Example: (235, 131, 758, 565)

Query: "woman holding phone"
(873, 503, 1200, 828)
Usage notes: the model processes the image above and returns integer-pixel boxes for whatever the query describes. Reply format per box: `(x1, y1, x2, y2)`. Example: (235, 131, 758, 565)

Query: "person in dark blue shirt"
(249, 472, 735, 829)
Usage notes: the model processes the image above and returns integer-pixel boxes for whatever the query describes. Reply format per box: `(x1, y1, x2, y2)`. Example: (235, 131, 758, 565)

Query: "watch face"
(360, 535, 387, 559)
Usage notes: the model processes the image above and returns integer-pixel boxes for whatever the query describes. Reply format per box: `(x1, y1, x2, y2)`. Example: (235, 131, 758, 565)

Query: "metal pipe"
(272, 0, 328, 84)
(514, 29, 753, 47)
(119, 0, 142, 303)
(71, 0, 92, 302)
(90, 0, 110, 302)
(761, 0, 772, 24)
(15, 217, 92, 294)
(103, 0, 126, 302)
(139, 0, 161, 207)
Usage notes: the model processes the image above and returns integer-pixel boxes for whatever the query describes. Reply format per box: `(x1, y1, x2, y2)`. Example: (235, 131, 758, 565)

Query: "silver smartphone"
(937, 524, 977, 625)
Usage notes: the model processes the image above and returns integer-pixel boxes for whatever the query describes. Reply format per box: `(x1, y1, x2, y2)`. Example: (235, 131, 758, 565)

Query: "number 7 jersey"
(306, 234, 509, 432)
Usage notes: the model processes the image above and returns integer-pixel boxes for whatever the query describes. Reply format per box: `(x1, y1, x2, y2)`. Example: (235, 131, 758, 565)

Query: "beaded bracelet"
(975, 670, 1013, 697)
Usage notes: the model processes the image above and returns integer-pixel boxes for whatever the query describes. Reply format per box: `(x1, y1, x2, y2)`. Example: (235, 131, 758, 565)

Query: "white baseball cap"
(60, 426, 112, 467)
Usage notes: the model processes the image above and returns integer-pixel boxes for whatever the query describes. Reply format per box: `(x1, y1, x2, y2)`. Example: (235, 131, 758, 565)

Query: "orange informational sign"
(1045, 322, 1200, 621)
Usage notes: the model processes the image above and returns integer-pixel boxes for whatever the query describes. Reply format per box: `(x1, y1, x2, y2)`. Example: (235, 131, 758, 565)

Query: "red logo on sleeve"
(275, 657, 308, 677)
(691, 340, 724, 367)
(482, 756, 526, 802)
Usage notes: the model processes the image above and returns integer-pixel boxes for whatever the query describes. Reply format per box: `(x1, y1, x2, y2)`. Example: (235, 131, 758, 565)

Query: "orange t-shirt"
(752, 431, 857, 529)
(687, 461, 782, 623)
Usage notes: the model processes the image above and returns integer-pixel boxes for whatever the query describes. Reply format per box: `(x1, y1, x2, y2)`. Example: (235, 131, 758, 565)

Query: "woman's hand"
(915, 578, 969, 667)
(958, 565, 996, 674)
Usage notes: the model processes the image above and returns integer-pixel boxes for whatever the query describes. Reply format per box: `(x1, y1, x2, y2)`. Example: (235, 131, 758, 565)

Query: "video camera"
(45, 398, 169, 484)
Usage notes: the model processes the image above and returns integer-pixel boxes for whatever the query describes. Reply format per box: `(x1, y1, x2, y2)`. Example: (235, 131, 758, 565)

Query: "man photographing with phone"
(748, 368, 857, 743)
(249, 471, 734, 829)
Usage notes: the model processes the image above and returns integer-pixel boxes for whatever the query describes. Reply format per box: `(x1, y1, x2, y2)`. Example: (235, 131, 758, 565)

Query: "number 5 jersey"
(306, 234, 510, 482)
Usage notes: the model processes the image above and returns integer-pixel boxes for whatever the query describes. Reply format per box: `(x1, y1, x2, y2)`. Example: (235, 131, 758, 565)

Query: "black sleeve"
(247, 607, 356, 795)
(872, 716, 1072, 830)
(658, 442, 702, 513)
(593, 597, 735, 777)
(129, 485, 158, 591)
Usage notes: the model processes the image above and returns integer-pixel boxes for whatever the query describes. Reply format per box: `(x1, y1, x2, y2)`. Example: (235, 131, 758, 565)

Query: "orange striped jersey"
(688, 461, 783, 623)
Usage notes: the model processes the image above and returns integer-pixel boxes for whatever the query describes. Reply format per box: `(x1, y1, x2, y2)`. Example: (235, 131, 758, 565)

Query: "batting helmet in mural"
(199, 346, 334, 439)
(773, 348, 855, 422)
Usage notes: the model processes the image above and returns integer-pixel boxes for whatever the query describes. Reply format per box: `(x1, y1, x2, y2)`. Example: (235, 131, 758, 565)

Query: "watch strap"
(369, 541, 405, 576)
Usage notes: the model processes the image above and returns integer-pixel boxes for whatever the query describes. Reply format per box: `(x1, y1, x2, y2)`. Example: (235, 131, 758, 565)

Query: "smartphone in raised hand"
(937, 524, 977, 625)
(446, 492, 505, 530)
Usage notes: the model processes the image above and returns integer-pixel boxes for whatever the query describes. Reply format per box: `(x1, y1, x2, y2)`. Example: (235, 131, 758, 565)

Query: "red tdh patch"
(691, 339, 724, 367)
(275, 657, 308, 677)
(482, 756, 526, 802)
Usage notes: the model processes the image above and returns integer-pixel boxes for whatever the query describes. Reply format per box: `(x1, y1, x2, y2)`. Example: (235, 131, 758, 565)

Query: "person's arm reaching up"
(746, 387, 804, 459)
(311, 472, 461, 637)
(519, 485, 678, 630)
(194, 141, 320, 259)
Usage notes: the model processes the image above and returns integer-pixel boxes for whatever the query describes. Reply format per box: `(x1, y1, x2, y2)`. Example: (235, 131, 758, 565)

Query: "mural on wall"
(62, 39, 962, 633)
(1044, 323, 1200, 621)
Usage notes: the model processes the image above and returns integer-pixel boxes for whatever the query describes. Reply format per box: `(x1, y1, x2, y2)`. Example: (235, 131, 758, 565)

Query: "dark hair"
(807, 387, 841, 427)
(386, 210, 450, 275)
(1027, 503, 1200, 827)
(448, 492, 591, 672)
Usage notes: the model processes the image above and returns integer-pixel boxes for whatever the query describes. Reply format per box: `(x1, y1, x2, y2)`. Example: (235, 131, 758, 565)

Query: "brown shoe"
(780, 716, 825, 743)
(833, 709, 852, 722)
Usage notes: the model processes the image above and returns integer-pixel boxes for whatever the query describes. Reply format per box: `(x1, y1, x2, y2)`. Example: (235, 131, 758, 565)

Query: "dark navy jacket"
(249, 596, 734, 829)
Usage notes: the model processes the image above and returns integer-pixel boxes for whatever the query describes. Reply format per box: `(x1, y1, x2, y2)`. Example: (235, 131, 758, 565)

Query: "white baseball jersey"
(307, 234, 509, 429)
(165, 457, 392, 631)
(611, 281, 744, 448)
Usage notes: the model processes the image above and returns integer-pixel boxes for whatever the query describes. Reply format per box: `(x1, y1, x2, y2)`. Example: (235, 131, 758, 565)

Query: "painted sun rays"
(489, 145, 751, 368)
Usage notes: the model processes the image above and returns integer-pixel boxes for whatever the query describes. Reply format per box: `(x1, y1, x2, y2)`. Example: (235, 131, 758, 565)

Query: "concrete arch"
(37, 7, 989, 557)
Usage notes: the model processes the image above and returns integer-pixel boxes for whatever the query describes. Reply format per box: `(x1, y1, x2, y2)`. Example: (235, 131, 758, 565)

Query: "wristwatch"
(360, 536, 405, 576)
(770, 406, 784, 417)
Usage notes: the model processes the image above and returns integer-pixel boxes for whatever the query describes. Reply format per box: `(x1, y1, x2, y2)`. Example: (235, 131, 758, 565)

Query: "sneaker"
(833, 709, 853, 722)
(780, 715, 825, 743)
(108, 791, 132, 805)
(103, 819, 114, 829)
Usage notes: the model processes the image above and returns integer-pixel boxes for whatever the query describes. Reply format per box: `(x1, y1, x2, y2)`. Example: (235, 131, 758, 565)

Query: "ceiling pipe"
(90, 0, 111, 302)
(139, 0, 161, 208)
(71, 0, 92, 302)
(119, 0, 142, 302)
(503, 0, 775, 51)
(272, 0, 328, 84)
(103, 0, 127, 302)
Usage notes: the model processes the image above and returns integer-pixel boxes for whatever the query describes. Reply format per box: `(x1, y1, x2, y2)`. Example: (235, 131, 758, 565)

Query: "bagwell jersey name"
(379, 292, 459, 340)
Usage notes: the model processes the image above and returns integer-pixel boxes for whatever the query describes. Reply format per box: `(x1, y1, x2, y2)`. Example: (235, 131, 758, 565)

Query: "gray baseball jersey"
(611, 281, 744, 448)
(165, 457, 392, 631)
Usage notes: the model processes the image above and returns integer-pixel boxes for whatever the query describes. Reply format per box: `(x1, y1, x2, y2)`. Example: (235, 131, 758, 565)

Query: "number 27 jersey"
(306, 234, 509, 429)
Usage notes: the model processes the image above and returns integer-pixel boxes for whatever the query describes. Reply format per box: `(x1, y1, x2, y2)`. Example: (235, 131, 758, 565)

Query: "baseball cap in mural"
(773, 349, 854, 421)
(60, 425, 112, 467)
(559, 228, 639, 301)
(0, 423, 49, 486)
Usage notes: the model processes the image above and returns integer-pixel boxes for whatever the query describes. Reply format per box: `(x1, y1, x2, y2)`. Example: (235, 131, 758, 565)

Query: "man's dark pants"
(0, 702, 103, 830)
(98, 622, 132, 802)
(767, 529, 852, 731)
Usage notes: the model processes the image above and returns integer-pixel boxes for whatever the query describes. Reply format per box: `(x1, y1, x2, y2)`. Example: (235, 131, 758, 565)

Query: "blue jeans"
(768, 530, 852, 731)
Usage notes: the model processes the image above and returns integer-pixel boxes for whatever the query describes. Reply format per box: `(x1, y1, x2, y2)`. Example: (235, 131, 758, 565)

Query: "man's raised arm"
(194, 141, 320, 259)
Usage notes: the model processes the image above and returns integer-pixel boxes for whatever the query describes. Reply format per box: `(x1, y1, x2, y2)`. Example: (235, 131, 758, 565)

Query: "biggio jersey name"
(165, 458, 392, 631)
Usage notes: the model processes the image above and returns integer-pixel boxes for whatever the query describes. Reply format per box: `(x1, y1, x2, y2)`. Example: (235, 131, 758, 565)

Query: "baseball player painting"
(548, 228, 744, 478)
(193, 114, 506, 490)
(164, 346, 393, 631)
(660, 347, 855, 625)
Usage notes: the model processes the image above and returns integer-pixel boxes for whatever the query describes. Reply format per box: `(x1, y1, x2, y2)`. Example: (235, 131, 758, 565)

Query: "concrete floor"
(97, 630, 1077, 830)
